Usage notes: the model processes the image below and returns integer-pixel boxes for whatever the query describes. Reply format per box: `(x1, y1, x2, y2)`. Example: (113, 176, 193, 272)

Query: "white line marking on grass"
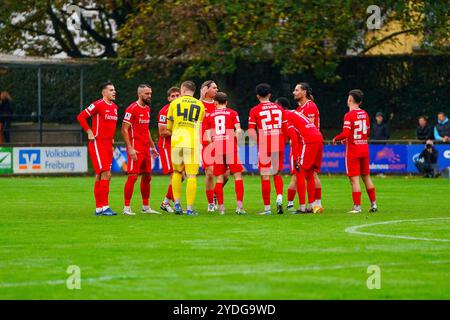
(0, 275, 134, 288)
(345, 217, 450, 242)
(1, 261, 449, 288)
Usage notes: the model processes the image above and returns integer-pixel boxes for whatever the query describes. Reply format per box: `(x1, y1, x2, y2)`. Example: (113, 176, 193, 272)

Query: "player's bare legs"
(348, 176, 362, 213)
(361, 174, 377, 212)
(287, 174, 296, 211)
(259, 174, 272, 215)
(205, 166, 215, 212)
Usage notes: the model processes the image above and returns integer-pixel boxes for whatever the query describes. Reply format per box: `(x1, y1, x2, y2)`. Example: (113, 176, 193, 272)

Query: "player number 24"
(177, 103, 201, 122)
(354, 120, 368, 139)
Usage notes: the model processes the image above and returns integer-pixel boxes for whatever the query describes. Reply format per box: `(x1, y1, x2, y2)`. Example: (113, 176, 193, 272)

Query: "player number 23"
(354, 120, 368, 139)
(260, 110, 282, 130)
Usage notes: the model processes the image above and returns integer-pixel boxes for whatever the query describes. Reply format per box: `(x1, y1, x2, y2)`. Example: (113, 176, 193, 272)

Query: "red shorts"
(258, 149, 284, 175)
(127, 150, 152, 175)
(159, 146, 173, 174)
(346, 156, 370, 177)
(88, 140, 113, 175)
(299, 142, 323, 172)
(202, 144, 214, 170)
(213, 152, 243, 176)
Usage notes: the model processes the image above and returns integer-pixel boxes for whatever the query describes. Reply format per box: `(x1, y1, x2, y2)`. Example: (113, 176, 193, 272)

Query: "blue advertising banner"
(111, 144, 450, 174)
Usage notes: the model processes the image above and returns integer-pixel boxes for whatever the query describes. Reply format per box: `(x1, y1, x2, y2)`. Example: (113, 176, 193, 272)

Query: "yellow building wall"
(364, 20, 423, 55)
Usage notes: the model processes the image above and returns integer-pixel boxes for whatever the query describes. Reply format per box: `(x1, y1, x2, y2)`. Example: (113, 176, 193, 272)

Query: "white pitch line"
(1, 261, 450, 288)
(0, 275, 134, 288)
(345, 217, 450, 242)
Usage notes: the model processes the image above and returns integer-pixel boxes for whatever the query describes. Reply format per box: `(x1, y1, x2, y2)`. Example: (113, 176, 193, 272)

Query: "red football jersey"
(201, 100, 216, 146)
(157, 103, 171, 149)
(78, 98, 118, 141)
(205, 107, 240, 155)
(248, 101, 286, 152)
(285, 110, 323, 145)
(297, 100, 320, 128)
(342, 108, 370, 158)
(123, 102, 151, 152)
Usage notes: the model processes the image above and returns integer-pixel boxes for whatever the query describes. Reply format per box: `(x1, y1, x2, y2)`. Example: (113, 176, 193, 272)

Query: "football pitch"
(0, 175, 449, 299)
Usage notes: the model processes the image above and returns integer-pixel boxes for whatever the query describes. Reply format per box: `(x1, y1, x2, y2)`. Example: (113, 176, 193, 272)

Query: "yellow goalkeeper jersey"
(167, 95, 205, 149)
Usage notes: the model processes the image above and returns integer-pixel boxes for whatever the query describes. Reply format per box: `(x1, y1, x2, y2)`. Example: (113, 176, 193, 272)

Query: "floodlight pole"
(37, 66, 42, 144)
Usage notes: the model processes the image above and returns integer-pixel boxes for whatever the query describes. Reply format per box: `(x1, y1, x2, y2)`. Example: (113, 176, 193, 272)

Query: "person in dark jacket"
(434, 112, 450, 143)
(414, 140, 439, 178)
(416, 116, 434, 141)
(0, 91, 13, 144)
(371, 112, 390, 142)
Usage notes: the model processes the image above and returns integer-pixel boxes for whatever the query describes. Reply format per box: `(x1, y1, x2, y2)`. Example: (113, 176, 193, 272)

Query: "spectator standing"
(0, 91, 14, 144)
(416, 116, 434, 141)
(371, 112, 390, 142)
(434, 112, 450, 143)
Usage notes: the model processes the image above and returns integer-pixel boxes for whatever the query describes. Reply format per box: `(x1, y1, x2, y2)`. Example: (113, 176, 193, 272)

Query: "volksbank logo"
(19, 149, 41, 170)
(0, 152, 12, 169)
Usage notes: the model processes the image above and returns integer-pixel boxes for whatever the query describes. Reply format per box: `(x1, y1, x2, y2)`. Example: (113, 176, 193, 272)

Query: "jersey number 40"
(177, 103, 201, 122)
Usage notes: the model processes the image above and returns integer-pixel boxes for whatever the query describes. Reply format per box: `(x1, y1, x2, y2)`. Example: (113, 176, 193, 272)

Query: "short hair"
(275, 97, 291, 109)
(181, 80, 196, 93)
(101, 81, 114, 91)
(138, 84, 152, 90)
(349, 89, 364, 104)
(418, 115, 427, 121)
(256, 83, 271, 98)
(201, 80, 215, 90)
(167, 86, 180, 97)
(214, 92, 228, 104)
(438, 111, 446, 117)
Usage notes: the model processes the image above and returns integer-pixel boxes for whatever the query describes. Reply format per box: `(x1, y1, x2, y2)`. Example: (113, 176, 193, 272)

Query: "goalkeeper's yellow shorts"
(171, 146, 199, 176)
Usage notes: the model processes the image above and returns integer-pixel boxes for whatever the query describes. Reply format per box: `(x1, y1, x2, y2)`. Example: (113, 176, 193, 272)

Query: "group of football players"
(77, 80, 378, 216)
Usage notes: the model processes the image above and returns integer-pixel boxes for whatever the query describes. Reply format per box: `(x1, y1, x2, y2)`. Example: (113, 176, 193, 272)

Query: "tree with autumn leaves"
(1, 0, 449, 80)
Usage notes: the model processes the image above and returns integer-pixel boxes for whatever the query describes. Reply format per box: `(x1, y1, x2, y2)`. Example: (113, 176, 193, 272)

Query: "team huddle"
(77, 80, 378, 216)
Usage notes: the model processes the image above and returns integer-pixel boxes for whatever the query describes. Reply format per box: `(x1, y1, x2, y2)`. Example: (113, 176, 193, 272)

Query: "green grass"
(0, 175, 449, 299)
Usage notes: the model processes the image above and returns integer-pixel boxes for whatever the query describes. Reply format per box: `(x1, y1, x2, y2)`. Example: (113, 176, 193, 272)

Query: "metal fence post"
(38, 66, 42, 144)
(80, 68, 84, 144)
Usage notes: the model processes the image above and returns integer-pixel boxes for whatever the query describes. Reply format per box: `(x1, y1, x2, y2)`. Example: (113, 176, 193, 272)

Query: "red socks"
(166, 184, 174, 202)
(305, 170, 315, 204)
(287, 188, 296, 202)
(366, 188, 376, 203)
(352, 191, 362, 206)
(124, 175, 138, 206)
(261, 178, 271, 206)
(235, 179, 244, 202)
(140, 175, 151, 206)
(315, 187, 322, 201)
(273, 175, 283, 196)
(296, 171, 306, 205)
(206, 190, 214, 204)
(214, 182, 224, 205)
(98, 179, 110, 207)
(94, 180, 102, 208)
